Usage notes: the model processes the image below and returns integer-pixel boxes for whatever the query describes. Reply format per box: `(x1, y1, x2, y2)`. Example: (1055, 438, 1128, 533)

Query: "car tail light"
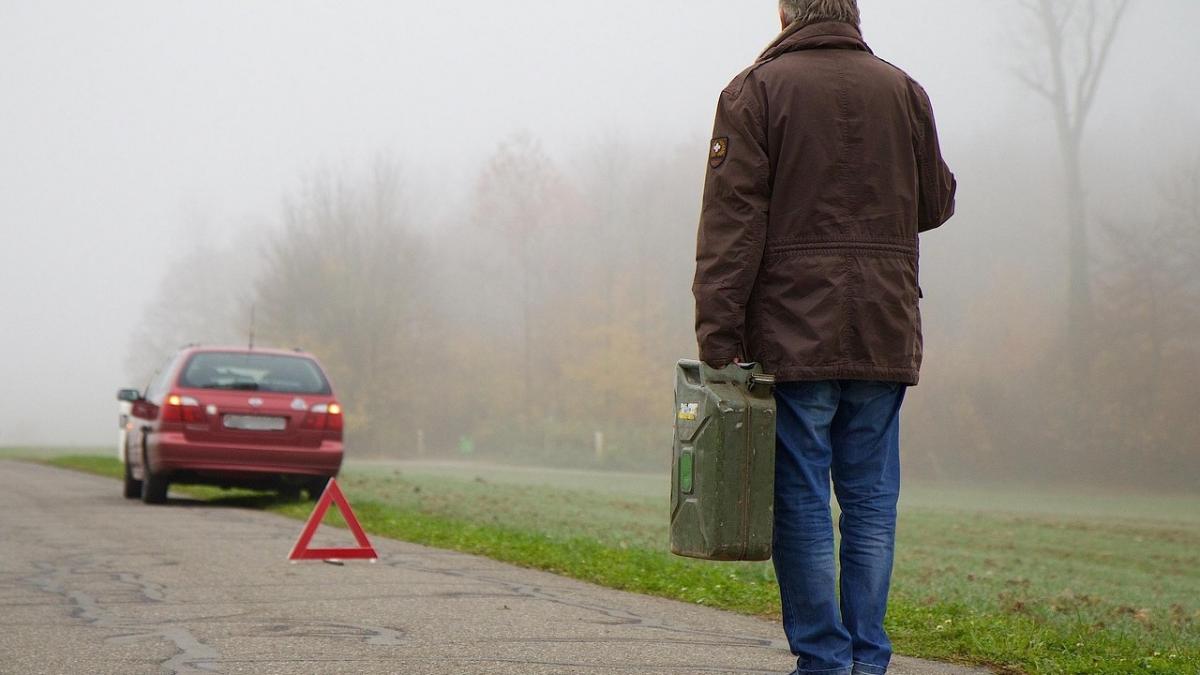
(302, 403, 344, 432)
(162, 394, 207, 424)
(326, 403, 344, 432)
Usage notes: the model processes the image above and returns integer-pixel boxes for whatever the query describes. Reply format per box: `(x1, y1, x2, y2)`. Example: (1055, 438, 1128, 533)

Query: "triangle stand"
(288, 478, 379, 562)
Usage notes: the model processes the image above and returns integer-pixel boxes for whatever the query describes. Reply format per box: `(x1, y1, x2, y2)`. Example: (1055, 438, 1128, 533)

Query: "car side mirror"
(117, 388, 143, 402)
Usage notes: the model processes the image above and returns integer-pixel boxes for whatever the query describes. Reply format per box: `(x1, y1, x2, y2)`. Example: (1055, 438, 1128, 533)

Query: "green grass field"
(30, 454, 1200, 675)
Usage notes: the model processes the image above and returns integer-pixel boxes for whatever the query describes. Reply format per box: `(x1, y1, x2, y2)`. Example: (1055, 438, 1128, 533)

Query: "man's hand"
(705, 356, 746, 370)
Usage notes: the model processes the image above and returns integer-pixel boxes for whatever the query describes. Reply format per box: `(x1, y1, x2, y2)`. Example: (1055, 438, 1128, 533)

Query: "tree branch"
(1013, 68, 1057, 101)
(1073, 2, 1100, 130)
(1078, 0, 1131, 130)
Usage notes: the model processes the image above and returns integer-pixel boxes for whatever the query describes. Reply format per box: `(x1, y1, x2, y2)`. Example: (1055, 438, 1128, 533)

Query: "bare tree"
(1016, 0, 1131, 381)
(471, 134, 570, 427)
(1083, 155, 1200, 481)
(124, 237, 259, 386)
(254, 159, 429, 452)
(1098, 156, 1200, 380)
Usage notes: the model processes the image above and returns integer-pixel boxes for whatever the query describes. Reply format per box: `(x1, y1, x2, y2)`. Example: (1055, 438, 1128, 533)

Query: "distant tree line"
(128, 136, 704, 470)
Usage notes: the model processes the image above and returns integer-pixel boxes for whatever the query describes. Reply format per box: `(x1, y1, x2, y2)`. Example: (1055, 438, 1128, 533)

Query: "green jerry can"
(670, 360, 777, 562)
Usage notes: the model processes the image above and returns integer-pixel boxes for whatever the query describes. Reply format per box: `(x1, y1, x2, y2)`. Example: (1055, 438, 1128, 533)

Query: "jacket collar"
(758, 21, 872, 62)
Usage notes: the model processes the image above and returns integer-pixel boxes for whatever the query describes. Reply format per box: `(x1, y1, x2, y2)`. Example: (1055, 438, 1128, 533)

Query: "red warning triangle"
(288, 478, 379, 562)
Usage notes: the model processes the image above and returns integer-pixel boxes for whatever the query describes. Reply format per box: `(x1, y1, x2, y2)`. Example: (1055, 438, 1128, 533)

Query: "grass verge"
(40, 455, 1199, 675)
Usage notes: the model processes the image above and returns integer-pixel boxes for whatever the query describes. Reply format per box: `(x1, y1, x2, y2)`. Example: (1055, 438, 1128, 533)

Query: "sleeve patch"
(709, 137, 729, 169)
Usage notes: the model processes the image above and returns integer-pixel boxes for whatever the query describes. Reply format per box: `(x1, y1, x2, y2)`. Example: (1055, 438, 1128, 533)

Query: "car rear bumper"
(151, 432, 344, 477)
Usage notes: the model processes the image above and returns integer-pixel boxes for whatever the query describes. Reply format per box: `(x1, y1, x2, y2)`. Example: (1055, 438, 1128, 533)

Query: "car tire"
(277, 483, 302, 501)
(306, 477, 331, 500)
(122, 446, 142, 499)
(141, 448, 169, 505)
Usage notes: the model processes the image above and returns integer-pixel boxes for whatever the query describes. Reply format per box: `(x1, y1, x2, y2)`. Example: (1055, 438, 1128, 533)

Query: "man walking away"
(692, 2, 957, 674)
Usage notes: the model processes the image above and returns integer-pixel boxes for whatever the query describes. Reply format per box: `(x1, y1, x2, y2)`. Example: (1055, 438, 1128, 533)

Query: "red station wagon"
(117, 347, 344, 504)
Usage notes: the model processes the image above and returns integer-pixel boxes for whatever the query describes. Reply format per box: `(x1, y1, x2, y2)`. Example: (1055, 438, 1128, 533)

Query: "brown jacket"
(693, 21, 956, 385)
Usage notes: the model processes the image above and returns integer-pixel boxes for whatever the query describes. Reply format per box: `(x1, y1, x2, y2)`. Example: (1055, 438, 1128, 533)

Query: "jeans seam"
(851, 661, 887, 675)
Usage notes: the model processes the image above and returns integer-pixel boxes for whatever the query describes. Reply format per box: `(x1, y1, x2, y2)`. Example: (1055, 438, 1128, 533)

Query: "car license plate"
(223, 415, 287, 431)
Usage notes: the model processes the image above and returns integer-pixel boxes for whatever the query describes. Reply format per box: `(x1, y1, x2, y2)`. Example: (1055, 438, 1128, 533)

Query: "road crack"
(26, 559, 220, 674)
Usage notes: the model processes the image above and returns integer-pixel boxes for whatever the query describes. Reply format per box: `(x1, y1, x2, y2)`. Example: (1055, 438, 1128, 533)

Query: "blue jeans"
(773, 380, 905, 675)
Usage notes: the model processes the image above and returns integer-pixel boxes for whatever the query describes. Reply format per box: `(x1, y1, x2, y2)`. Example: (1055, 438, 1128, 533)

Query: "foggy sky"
(1, 0, 1198, 445)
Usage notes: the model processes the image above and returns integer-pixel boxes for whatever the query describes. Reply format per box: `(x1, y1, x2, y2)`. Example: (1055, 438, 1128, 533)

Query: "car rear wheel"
(277, 483, 302, 501)
(141, 448, 169, 504)
(122, 446, 142, 499)
(306, 477, 331, 500)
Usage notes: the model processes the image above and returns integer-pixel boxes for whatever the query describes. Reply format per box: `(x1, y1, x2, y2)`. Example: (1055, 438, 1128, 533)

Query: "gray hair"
(779, 0, 860, 28)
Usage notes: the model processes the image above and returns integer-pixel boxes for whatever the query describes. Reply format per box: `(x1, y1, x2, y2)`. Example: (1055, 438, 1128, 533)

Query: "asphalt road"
(0, 461, 992, 675)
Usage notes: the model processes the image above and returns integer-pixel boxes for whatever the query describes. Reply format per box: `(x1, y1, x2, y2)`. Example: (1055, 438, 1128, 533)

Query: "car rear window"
(178, 352, 332, 394)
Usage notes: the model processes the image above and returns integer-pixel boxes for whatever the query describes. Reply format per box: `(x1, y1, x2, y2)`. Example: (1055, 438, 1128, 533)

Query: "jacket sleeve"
(692, 84, 770, 367)
(912, 83, 957, 233)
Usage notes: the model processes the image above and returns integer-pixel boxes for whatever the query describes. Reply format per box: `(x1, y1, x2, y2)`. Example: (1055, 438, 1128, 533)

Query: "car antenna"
(248, 304, 256, 351)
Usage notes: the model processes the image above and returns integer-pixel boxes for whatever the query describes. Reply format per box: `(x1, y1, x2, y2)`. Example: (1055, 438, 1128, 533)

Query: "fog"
(2, 1, 1197, 489)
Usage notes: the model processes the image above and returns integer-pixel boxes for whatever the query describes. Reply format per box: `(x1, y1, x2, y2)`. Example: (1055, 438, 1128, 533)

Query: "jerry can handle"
(694, 361, 776, 390)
